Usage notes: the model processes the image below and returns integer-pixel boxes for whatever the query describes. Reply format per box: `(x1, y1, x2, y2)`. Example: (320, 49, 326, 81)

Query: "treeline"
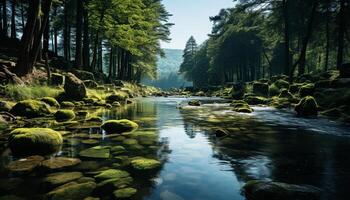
(180, 0, 349, 88)
(0, 0, 172, 82)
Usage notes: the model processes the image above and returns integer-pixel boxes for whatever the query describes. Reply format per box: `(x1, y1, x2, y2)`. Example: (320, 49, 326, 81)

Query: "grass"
(4, 85, 63, 101)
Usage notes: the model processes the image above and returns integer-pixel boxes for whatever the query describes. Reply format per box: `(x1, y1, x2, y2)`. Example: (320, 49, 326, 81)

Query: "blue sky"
(160, 0, 235, 50)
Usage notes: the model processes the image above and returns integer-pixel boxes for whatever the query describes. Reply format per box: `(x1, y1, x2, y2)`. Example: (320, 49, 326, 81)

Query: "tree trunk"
(53, 7, 58, 55)
(63, 0, 69, 61)
(282, 0, 290, 76)
(297, 2, 318, 76)
(336, 0, 347, 69)
(83, 0, 90, 71)
(43, 8, 50, 54)
(75, 0, 83, 68)
(91, 3, 106, 71)
(10, 0, 15, 38)
(2, 0, 7, 35)
(325, 0, 330, 71)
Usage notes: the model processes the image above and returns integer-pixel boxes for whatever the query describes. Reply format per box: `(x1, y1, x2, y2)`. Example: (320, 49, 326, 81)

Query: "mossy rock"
(8, 128, 63, 157)
(111, 146, 126, 155)
(79, 146, 110, 159)
(51, 73, 64, 86)
(10, 100, 52, 118)
(270, 97, 292, 109)
(245, 96, 268, 105)
(40, 97, 60, 107)
(243, 180, 321, 200)
(253, 82, 269, 97)
(230, 100, 253, 113)
(188, 100, 201, 106)
(299, 83, 315, 97)
(60, 101, 75, 108)
(46, 181, 96, 200)
(274, 79, 290, 89)
(101, 119, 139, 134)
(94, 169, 130, 181)
(130, 157, 161, 170)
(269, 83, 280, 97)
(113, 188, 137, 199)
(0, 101, 13, 112)
(95, 176, 133, 196)
(278, 89, 295, 100)
(64, 73, 87, 100)
(54, 110, 76, 122)
(83, 80, 98, 88)
(295, 96, 318, 117)
(106, 92, 128, 103)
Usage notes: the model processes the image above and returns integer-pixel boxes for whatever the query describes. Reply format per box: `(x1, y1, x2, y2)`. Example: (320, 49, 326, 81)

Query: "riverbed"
(1, 97, 350, 200)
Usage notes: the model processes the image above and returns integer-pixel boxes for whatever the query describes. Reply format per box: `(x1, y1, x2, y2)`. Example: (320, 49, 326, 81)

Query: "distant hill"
(142, 49, 192, 89)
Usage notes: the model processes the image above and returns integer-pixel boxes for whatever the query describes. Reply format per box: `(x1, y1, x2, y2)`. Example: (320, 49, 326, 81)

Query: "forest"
(0, 0, 349, 200)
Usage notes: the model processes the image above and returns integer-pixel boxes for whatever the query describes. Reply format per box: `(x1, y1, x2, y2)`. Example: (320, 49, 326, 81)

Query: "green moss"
(131, 157, 161, 170)
(230, 100, 253, 113)
(123, 138, 139, 146)
(278, 89, 294, 100)
(9, 128, 63, 157)
(111, 146, 126, 155)
(269, 83, 280, 97)
(94, 169, 130, 181)
(40, 97, 60, 107)
(295, 96, 318, 117)
(106, 92, 129, 103)
(4, 85, 62, 101)
(54, 110, 76, 122)
(270, 97, 292, 109)
(79, 146, 110, 159)
(10, 100, 53, 118)
(61, 101, 75, 108)
(245, 96, 268, 105)
(0, 100, 13, 112)
(188, 100, 201, 106)
(299, 83, 315, 97)
(114, 188, 137, 199)
(274, 79, 290, 89)
(101, 119, 139, 134)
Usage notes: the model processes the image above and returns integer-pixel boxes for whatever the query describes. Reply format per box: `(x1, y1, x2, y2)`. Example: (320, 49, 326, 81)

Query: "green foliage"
(5, 85, 63, 101)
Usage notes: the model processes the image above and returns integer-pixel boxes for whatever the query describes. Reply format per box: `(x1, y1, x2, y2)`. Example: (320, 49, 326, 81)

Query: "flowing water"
(0, 97, 350, 200)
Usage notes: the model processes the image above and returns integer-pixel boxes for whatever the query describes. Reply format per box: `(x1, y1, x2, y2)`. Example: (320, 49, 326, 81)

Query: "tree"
(179, 36, 198, 81)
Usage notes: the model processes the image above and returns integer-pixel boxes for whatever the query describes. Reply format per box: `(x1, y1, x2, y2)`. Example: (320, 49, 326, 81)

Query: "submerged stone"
(41, 157, 81, 170)
(295, 96, 318, 117)
(101, 119, 139, 134)
(188, 100, 201, 106)
(46, 181, 96, 200)
(54, 110, 76, 122)
(43, 172, 83, 188)
(94, 169, 130, 181)
(79, 146, 110, 159)
(81, 139, 99, 145)
(113, 188, 137, 199)
(243, 180, 321, 200)
(6, 155, 44, 173)
(10, 100, 52, 118)
(131, 157, 161, 170)
(95, 176, 133, 195)
(8, 128, 63, 157)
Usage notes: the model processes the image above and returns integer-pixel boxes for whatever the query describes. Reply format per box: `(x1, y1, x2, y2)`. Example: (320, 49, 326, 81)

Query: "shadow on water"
(0, 97, 350, 200)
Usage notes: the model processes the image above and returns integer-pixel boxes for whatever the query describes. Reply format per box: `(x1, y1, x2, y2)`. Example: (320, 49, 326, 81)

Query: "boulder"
(245, 96, 268, 105)
(231, 82, 245, 99)
(94, 169, 130, 181)
(0, 101, 12, 112)
(113, 188, 137, 199)
(299, 83, 315, 97)
(105, 92, 128, 103)
(130, 157, 161, 170)
(72, 70, 95, 81)
(46, 181, 96, 200)
(51, 73, 64, 86)
(295, 96, 318, 117)
(10, 100, 52, 118)
(253, 82, 269, 97)
(79, 146, 110, 159)
(101, 119, 139, 134)
(40, 97, 60, 107)
(95, 176, 133, 196)
(41, 157, 81, 170)
(230, 100, 253, 113)
(60, 101, 75, 108)
(243, 180, 321, 200)
(43, 172, 83, 188)
(188, 100, 201, 106)
(83, 80, 98, 88)
(54, 110, 76, 122)
(64, 73, 87, 100)
(8, 128, 63, 157)
(278, 89, 294, 100)
(6, 155, 44, 173)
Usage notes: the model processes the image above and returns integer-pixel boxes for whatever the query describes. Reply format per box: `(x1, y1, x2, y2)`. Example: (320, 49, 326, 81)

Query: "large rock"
(230, 100, 253, 113)
(6, 155, 44, 173)
(105, 92, 128, 103)
(243, 180, 321, 200)
(101, 119, 139, 134)
(83, 80, 98, 88)
(299, 83, 315, 97)
(40, 97, 60, 107)
(231, 82, 245, 99)
(188, 100, 201, 106)
(8, 128, 63, 157)
(10, 100, 52, 118)
(253, 82, 269, 97)
(79, 146, 110, 159)
(295, 96, 318, 117)
(130, 157, 161, 170)
(43, 172, 83, 188)
(41, 157, 81, 170)
(51, 73, 64, 86)
(64, 73, 87, 100)
(46, 181, 96, 200)
(113, 188, 137, 199)
(94, 169, 130, 181)
(54, 110, 76, 122)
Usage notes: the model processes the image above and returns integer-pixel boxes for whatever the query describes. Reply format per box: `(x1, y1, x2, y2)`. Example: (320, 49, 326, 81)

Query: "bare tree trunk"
(75, 0, 83, 68)
(10, 0, 15, 38)
(83, 0, 90, 71)
(336, 0, 347, 69)
(297, 2, 318, 76)
(63, 0, 69, 61)
(282, 0, 290, 77)
(325, 0, 330, 71)
(2, 0, 7, 35)
(43, 8, 50, 54)
(53, 7, 58, 55)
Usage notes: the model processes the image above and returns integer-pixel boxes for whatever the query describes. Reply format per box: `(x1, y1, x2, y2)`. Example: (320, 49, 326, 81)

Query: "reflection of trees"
(179, 106, 350, 200)
(184, 122, 197, 139)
